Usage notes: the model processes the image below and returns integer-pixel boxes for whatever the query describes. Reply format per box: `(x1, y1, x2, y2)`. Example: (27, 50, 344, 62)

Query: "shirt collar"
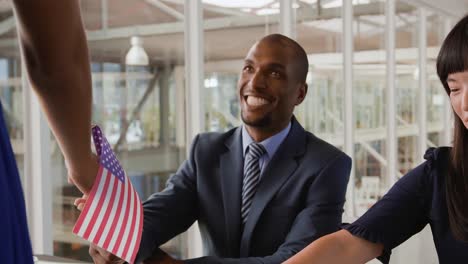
(242, 121, 292, 159)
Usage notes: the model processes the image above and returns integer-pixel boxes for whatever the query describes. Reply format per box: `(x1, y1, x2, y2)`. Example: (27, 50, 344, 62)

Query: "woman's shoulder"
(394, 147, 450, 193)
(423, 147, 451, 173)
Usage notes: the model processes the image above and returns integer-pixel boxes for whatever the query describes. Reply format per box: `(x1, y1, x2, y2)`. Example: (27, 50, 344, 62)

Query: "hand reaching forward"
(75, 182, 182, 264)
(88, 243, 183, 264)
(89, 244, 125, 264)
(141, 249, 183, 264)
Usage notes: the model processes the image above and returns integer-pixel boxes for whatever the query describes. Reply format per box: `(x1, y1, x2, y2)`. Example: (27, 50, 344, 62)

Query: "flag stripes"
(72, 126, 143, 263)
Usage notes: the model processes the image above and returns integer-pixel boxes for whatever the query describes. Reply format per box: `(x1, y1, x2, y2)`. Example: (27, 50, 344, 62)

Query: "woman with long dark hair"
(284, 14, 468, 264)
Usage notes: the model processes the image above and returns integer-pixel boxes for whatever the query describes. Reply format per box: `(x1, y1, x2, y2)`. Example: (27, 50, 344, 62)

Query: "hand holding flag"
(73, 125, 143, 264)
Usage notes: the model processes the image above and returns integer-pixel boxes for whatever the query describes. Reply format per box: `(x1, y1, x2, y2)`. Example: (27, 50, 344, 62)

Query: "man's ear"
(295, 83, 308, 105)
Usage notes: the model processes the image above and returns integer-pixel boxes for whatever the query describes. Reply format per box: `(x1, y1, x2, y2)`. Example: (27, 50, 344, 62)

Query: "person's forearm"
(183, 254, 287, 264)
(12, 0, 96, 192)
(283, 232, 348, 264)
(283, 230, 381, 264)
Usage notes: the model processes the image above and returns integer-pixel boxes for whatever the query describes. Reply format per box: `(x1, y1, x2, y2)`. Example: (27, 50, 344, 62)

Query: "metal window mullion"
(442, 18, 453, 146)
(184, 0, 204, 258)
(418, 8, 427, 162)
(159, 66, 171, 146)
(343, 0, 355, 218)
(22, 64, 53, 254)
(386, 0, 397, 186)
(101, 0, 108, 30)
(184, 0, 204, 138)
(174, 65, 186, 148)
(280, 0, 295, 39)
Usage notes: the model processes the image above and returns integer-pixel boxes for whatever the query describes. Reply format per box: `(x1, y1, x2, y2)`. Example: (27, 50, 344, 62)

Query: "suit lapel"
(220, 127, 243, 256)
(239, 118, 307, 256)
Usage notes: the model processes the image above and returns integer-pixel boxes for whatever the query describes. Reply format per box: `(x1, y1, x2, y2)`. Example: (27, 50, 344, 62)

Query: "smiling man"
(90, 34, 351, 264)
(239, 34, 309, 141)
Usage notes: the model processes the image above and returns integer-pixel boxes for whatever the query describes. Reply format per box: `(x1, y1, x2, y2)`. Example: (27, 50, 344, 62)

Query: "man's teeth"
(247, 96, 269, 106)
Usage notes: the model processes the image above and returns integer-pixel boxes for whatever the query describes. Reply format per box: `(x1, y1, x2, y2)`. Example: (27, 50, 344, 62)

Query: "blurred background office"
(1, 0, 466, 263)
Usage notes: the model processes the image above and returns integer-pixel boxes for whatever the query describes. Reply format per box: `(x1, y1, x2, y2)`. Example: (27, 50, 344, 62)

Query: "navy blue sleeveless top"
(0, 101, 33, 263)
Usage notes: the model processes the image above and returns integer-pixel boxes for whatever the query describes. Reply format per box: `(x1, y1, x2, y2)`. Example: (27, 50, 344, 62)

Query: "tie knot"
(247, 142, 266, 159)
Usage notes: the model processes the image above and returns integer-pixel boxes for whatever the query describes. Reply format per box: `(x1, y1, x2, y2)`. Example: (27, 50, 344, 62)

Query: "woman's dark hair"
(436, 14, 468, 242)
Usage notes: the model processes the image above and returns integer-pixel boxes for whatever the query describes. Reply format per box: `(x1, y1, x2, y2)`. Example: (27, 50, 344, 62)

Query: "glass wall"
(295, 1, 344, 147)
(199, 0, 453, 221)
(203, 0, 281, 132)
(0, 56, 22, 178)
(426, 13, 448, 147)
(352, 1, 387, 216)
(48, 0, 188, 261)
(0, 0, 23, 181)
(395, 1, 419, 175)
(2, 0, 459, 262)
(295, 0, 388, 218)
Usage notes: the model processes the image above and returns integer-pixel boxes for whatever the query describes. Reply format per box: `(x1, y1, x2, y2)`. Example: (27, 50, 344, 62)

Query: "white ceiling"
(416, 0, 468, 17)
(0, 0, 465, 65)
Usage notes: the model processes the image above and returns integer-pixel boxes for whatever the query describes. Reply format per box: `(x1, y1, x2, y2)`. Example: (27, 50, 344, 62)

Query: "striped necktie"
(241, 142, 266, 225)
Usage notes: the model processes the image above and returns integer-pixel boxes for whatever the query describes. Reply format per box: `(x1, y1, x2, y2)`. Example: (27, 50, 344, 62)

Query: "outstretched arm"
(283, 230, 383, 264)
(285, 150, 439, 264)
(12, 0, 97, 194)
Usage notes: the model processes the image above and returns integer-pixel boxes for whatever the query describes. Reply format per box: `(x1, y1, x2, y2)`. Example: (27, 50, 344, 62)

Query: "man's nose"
(249, 71, 266, 90)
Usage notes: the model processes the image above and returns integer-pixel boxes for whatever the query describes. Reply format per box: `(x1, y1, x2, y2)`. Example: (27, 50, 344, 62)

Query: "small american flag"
(73, 125, 143, 264)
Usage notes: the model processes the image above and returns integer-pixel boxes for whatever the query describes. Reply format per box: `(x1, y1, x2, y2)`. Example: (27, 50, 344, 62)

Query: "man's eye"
(271, 71, 281, 78)
(243, 66, 253, 72)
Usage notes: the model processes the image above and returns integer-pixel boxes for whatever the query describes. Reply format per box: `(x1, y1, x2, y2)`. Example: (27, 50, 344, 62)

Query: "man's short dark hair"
(259, 34, 309, 83)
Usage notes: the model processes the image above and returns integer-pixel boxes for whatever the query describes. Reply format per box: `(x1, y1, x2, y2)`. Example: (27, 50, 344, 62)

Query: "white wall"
(366, 226, 438, 264)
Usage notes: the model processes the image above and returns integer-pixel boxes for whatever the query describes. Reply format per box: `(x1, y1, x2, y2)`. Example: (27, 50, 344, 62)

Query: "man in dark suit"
(90, 34, 351, 264)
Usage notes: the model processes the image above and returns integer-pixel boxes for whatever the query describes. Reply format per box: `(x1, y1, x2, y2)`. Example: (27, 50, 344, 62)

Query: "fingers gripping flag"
(73, 126, 143, 264)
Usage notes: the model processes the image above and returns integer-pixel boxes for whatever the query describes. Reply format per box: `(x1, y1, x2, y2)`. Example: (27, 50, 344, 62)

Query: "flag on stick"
(73, 125, 143, 264)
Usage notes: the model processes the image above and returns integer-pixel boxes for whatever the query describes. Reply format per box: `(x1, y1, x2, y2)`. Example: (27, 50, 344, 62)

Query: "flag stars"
(92, 126, 125, 182)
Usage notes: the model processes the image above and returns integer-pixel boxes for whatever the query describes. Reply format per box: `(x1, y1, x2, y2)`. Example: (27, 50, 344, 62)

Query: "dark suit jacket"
(135, 118, 351, 264)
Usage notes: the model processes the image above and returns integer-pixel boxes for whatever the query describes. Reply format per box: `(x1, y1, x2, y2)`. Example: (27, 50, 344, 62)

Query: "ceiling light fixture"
(125, 36, 149, 66)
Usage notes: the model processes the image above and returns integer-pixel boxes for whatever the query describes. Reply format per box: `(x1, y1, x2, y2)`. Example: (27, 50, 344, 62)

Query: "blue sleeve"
(0, 103, 33, 264)
(344, 150, 437, 264)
